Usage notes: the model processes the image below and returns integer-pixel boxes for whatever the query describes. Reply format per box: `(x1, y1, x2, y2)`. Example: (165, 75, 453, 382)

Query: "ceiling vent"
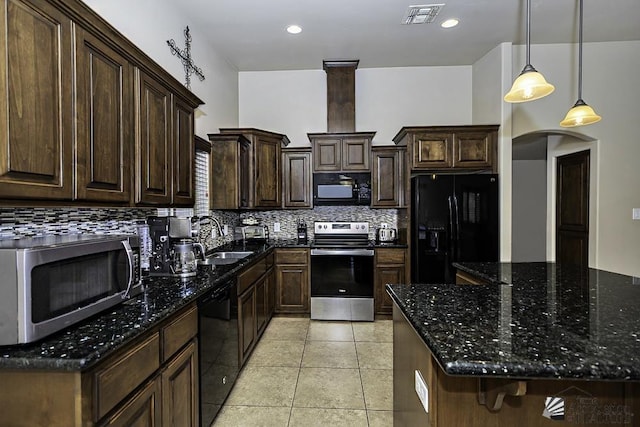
(402, 4, 444, 25)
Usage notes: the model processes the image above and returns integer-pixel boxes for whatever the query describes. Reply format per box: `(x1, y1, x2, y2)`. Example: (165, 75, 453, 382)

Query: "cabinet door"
(75, 27, 132, 203)
(412, 133, 453, 169)
(282, 150, 312, 208)
(238, 288, 256, 364)
(0, 0, 73, 200)
(275, 265, 309, 314)
(453, 131, 494, 169)
(161, 340, 198, 427)
(267, 266, 276, 318)
(172, 97, 195, 205)
(254, 136, 281, 208)
(255, 277, 267, 336)
(372, 147, 404, 208)
(137, 71, 172, 205)
(102, 377, 162, 427)
(342, 137, 370, 171)
(375, 266, 404, 315)
(312, 138, 341, 171)
(210, 138, 240, 209)
(375, 249, 406, 315)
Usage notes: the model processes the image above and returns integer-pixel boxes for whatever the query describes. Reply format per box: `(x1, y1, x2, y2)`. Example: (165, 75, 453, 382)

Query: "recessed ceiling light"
(286, 25, 302, 34)
(441, 18, 459, 28)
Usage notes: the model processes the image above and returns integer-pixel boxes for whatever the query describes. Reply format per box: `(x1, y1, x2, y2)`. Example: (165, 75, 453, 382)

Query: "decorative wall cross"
(167, 26, 205, 90)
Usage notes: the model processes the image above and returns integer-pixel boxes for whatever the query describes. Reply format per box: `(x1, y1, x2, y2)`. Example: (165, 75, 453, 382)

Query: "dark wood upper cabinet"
(0, 0, 74, 200)
(172, 97, 195, 205)
(282, 149, 312, 209)
(412, 132, 452, 169)
(136, 71, 172, 205)
(393, 125, 499, 172)
(308, 132, 375, 172)
(371, 146, 406, 208)
(211, 128, 290, 210)
(75, 27, 133, 203)
(0, 0, 202, 206)
(253, 134, 281, 208)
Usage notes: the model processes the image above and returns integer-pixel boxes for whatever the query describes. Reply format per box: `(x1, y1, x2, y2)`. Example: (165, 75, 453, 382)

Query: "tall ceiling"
(182, 0, 640, 71)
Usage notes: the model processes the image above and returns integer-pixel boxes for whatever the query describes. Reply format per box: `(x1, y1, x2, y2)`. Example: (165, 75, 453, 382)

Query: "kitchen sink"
(197, 251, 253, 266)
(210, 251, 253, 259)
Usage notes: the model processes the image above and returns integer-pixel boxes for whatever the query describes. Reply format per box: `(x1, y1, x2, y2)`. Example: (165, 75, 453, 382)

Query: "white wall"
(81, 0, 239, 137)
(238, 70, 326, 146)
(509, 41, 640, 276)
(472, 43, 513, 262)
(512, 160, 547, 262)
(239, 66, 473, 147)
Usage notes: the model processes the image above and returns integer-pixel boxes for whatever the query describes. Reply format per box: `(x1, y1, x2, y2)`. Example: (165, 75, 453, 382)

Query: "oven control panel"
(314, 221, 369, 235)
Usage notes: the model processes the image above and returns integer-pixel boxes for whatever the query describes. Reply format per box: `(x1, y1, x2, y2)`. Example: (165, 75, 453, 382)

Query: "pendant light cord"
(525, 0, 531, 66)
(577, 0, 583, 100)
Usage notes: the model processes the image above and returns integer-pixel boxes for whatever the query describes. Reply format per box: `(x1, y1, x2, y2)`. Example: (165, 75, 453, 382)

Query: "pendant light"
(504, 0, 555, 103)
(560, 0, 601, 127)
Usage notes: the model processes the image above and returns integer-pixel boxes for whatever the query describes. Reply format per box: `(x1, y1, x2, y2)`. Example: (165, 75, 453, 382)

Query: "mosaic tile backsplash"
(0, 206, 403, 248)
(238, 206, 405, 241)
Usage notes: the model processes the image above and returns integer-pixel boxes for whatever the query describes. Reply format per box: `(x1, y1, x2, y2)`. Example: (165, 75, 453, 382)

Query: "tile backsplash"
(0, 207, 154, 239)
(239, 206, 405, 241)
(0, 206, 405, 248)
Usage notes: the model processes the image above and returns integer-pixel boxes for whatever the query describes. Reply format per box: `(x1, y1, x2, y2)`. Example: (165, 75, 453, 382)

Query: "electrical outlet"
(633, 208, 640, 220)
(223, 225, 229, 236)
(211, 228, 218, 239)
(414, 370, 429, 414)
(274, 222, 281, 232)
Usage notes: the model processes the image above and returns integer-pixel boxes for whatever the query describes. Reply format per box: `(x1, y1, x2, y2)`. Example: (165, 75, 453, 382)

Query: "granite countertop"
(0, 240, 286, 371)
(387, 262, 640, 381)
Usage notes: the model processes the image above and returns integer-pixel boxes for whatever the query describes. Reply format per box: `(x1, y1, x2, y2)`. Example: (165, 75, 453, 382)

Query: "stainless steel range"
(310, 221, 374, 321)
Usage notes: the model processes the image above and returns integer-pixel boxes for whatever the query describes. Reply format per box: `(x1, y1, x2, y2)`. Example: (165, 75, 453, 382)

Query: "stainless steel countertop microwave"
(0, 234, 143, 345)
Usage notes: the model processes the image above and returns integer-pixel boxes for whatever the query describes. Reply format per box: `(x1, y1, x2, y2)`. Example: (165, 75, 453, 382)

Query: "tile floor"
(212, 317, 393, 427)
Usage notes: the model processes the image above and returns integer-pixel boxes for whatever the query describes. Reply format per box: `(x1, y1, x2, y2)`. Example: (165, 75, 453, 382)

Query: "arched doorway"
(511, 130, 598, 265)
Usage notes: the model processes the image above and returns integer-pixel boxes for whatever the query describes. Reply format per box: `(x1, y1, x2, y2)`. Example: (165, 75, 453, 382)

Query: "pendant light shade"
(560, 0, 601, 127)
(560, 99, 601, 127)
(504, 0, 554, 103)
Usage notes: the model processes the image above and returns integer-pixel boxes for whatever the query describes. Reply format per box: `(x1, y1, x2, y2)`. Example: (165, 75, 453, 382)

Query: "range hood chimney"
(323, 60, 359, 133)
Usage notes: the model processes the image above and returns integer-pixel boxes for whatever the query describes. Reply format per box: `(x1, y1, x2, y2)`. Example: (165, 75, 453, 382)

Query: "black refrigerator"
(411, 174, 499, 283)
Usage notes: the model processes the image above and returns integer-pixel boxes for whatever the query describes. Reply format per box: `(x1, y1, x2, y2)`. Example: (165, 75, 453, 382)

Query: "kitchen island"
(387, 262, 640, 426)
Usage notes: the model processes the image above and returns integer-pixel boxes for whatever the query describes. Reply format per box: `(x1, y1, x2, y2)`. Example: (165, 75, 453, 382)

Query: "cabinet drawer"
(162, 305, 197, 362)
(238, 258, 267, 294)
(275, 249, 309, 265)
(376, 248, 406, 265)
(95, 332, 160, 420)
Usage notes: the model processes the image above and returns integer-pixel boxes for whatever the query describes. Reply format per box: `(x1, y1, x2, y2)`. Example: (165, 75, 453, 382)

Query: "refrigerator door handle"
(453, 194, 461, 260)
(447, 196, 456, 261)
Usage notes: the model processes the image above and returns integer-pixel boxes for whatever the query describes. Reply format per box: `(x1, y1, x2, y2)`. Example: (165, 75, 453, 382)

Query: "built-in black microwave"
(313, 172, 371, 206)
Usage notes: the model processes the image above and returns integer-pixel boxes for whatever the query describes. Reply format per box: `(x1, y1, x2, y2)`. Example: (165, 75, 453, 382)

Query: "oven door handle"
(311, 249, 375, 256)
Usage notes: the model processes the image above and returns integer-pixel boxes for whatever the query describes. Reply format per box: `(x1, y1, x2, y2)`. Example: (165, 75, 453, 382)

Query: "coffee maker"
(147, 216, 204, 277)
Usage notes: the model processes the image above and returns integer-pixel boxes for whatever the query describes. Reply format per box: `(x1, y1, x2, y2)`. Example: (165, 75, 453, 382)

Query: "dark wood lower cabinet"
(239, 286, 257, 365)
(0, 304, 198, 426)
(161, 340, 198, 427)
(375, 248, 406, 315)
(274, 249, 310, 314)
(103, 377, 162, 427)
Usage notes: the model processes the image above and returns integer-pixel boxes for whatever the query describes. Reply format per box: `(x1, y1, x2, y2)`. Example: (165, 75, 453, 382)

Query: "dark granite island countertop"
(387, 262, 640, 381)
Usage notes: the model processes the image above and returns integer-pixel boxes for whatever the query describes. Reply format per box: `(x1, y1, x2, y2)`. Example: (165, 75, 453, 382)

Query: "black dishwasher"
(198, 279, 238, 426)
